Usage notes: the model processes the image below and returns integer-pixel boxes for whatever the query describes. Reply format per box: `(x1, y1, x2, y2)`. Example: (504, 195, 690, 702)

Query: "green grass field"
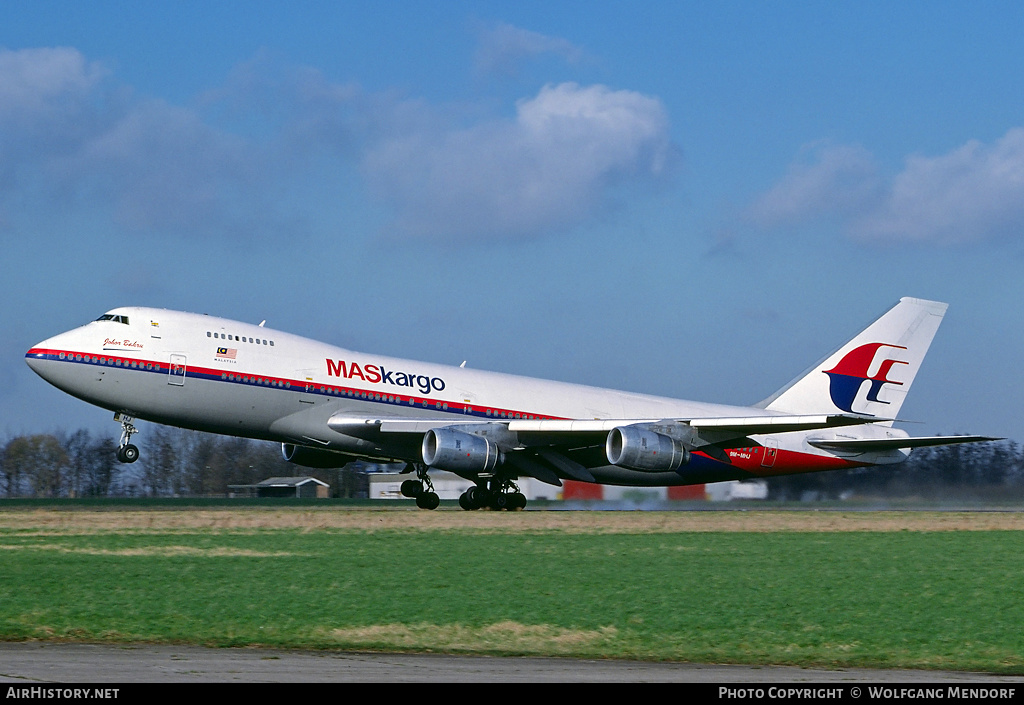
(1, 507, 1022, 673)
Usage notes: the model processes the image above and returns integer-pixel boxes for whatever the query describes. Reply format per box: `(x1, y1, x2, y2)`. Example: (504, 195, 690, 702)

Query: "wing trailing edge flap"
(328, 412, 878, 440)
(533, 448, 596, 483)
(503, 452, 562, 487)
(807, 435, 1002, 452)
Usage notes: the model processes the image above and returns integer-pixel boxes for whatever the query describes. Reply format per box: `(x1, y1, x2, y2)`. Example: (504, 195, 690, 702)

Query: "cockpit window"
(96, 314, 130, 325)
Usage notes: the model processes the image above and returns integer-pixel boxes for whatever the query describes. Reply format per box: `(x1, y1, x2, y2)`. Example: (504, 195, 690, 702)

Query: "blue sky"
(3, 1, 1022, 444)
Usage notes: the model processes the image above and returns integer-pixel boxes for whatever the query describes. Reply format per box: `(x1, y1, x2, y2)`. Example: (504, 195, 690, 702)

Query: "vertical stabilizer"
(758, 297, 947, 423)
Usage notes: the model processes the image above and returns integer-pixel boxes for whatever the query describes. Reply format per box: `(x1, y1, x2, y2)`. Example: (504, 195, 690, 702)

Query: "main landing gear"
(459, 479, 526, 511)
(400, 464, 440, 510)
(400, 466, 527, 510)
(114, 413, 140, 464)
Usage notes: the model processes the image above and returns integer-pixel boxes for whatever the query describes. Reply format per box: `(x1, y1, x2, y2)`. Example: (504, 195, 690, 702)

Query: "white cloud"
(749, 129, 1024, 245)
(61, 98, 264, 235)
(473, 22, 585, 77)
(746, 142, 880, 227)
(0, 47, 675, 244)
(0, 47, 289, 240)
(363, 82, 676, 240)
(851, 129, 1024, 244)
(0, 47, 104, 119)
(0, 48, 109, 187)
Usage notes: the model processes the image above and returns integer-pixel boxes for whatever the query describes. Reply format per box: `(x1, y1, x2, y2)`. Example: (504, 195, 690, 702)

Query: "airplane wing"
(326, 412, 885, 484)
(327, 412, 878, 440)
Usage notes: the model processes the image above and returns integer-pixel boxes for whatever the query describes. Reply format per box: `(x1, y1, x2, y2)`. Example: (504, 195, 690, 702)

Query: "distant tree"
(4, 435, 70, 497)
(58, 429, 120, 498)
(204, 436, 295, 494)
(338, 464, 370, 498)
(82, 436, 119, 496)
(764, 440, 1024, 500)
(0, 438, 10, 497)
(134, 426, 201, 497)
(974, 442, 1011, 486)
(1003, 441, 1024, 486)
(60, 429, 90, 498)
(181, 431, 220, 496)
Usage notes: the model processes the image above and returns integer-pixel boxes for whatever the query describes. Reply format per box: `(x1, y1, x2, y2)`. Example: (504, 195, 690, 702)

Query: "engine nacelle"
(281, 443, 357, 469)
(605, 426, 690, 472)
(422, 428, 502, 473)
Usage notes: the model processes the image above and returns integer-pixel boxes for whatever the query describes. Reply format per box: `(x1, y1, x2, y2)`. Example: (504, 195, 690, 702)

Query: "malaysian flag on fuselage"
(216, 347, 237, 359)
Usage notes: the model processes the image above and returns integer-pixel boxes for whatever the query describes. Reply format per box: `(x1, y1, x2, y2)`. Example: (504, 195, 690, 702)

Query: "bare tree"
(3, 435, 70, 497)
(0, 438, 10, 497)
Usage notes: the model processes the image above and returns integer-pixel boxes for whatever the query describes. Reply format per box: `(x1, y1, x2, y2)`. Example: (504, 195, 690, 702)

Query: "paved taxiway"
(2, 643, 1023, 683)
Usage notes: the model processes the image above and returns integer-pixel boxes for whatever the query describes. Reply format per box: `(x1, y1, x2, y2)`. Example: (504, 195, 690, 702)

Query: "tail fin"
(757, 297, 948, 424)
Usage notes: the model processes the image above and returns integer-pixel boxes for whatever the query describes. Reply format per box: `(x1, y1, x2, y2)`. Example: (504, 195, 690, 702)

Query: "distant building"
(229, 476, 330, 498)
(706, 480, 768, 501)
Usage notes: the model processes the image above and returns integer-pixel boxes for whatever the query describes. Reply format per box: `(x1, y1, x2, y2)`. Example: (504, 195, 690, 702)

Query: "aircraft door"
(760, 439, 778, 468)
(168, 354, 187, 386)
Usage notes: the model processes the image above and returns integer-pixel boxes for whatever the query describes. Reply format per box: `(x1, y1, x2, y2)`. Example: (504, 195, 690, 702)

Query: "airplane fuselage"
(26, 306, 907, 488)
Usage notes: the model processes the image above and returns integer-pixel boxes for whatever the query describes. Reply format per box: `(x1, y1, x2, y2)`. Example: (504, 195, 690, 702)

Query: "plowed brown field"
(2, 507, 1022, 533)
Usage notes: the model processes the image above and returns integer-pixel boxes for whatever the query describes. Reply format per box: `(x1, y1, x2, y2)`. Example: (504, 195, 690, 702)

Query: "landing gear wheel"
(416, 492, 440, 510)
(401, 479, 424, 498)
(472, 479, 527, 511)
(407, 463, 439, 509)
(117, 444, 140, 464)
(114, 413, 140, 463)
(459, 486, 484, 510)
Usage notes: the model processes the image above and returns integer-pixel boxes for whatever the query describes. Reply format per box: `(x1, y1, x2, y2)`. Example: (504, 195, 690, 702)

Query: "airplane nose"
(25, 335, 64, 379)
(25, 328, 104, 401)
(26, 343, 49, 370)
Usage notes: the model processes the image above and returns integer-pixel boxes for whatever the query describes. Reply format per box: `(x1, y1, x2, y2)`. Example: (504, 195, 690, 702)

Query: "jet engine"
(605, 426, 690, 471)
(281, 443, 357, 469)
(421, 428, 502, 473)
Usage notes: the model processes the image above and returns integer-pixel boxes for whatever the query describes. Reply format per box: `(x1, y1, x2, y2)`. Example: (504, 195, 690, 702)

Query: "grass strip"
(0, 517, 1021, 673)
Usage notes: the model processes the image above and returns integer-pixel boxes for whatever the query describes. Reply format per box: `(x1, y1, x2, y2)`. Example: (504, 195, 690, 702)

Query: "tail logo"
(823, 343, 908, 414)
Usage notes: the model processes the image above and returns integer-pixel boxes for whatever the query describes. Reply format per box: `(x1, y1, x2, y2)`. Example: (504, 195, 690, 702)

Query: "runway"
(2, 643, 1022, 683)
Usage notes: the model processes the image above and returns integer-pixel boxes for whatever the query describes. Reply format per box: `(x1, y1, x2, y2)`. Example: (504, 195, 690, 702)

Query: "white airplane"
(26, 297, 996, 509)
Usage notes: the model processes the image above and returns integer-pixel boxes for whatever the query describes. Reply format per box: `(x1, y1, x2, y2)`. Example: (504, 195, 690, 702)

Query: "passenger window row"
(207, 331, 274, 346)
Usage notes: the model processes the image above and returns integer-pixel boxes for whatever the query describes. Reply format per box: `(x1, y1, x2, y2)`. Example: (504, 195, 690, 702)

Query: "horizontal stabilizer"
(807, 435, 1001, 452)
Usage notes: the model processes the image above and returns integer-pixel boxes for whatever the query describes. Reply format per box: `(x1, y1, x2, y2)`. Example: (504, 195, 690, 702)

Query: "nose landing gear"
(114, 412, 140, 464)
